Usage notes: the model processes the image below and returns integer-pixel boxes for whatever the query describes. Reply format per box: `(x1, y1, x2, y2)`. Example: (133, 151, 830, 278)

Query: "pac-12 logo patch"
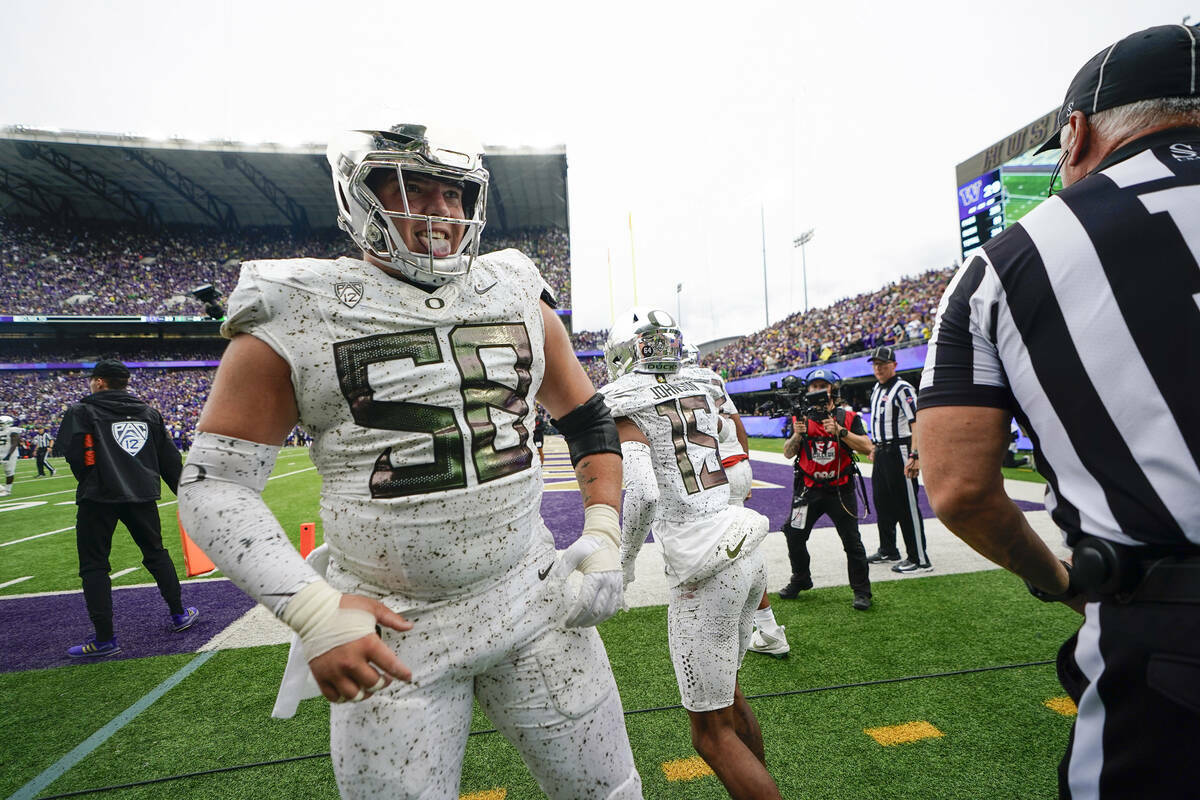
(334, 282, 364, 308)
(112, 421, 149, 457)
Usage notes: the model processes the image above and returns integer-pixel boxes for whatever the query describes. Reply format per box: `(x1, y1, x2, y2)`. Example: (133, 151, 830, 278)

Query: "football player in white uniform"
(602, 309, 783, 800)
(178, 125, 641, 800)
(677, 350, 790, 660)
(0, 414, 22, 496)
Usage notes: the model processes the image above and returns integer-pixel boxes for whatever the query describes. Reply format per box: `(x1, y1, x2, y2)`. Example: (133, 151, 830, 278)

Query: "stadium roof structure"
(0, 126, 568, 234)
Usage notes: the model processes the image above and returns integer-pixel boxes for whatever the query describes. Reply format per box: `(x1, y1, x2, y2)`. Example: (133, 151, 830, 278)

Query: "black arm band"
(551, 393, 622, 467)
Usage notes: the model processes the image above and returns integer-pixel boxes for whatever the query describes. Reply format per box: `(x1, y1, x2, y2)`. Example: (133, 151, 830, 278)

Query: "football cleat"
(866, 551, 902, 564)
(748, 625, 790, 658)
(893, 561, 934, 574)
(171, 607, 200, 631)
(327, 124, 488, 289)
(603, 307, 684, 381)
(68, 638, 121, 658)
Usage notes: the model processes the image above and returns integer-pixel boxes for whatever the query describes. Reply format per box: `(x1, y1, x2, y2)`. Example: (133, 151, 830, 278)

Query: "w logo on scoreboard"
(112, 421, 149, 457)
(958, 179, 982, 206)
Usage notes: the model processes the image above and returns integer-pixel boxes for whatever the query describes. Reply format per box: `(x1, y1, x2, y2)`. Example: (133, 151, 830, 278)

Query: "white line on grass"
(0, 466, 317, 548)
(0, 576, 33, 589)
(8, 651, 215, 800)
(110, 567, 138, 579)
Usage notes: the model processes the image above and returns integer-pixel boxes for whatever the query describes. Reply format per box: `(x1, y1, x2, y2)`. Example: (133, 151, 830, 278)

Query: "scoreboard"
(957, 169, 1005, 258)
(955, 109, 1061, 262)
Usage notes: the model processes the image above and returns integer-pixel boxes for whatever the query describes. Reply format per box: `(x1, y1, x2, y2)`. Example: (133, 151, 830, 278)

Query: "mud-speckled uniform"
(1, 422, 22, 476)
(600, 368, 768, 712)
(224, 251, 642, 800)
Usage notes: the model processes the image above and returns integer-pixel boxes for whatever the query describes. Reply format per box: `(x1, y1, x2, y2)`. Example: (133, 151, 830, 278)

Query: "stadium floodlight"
(189, 284, 225, 320)
(792, 228, 816, 314)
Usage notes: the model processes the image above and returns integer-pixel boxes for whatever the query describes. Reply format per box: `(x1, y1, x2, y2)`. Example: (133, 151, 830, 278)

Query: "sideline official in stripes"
(865, 346, 930, 573)
(918, 24, 1200, 800)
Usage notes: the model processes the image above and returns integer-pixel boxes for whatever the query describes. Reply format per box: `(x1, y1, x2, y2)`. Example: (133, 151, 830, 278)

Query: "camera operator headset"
(778, 369, 876, 609)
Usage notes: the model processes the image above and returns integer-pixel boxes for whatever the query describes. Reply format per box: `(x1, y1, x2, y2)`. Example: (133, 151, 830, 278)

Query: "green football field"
(1, 447, 1080, 800)
(1002, 171, 1062, 224)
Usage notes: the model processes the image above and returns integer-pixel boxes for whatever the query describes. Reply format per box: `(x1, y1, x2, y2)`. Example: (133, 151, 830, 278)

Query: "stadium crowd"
(700, 266, 954, 378)
(0, 220, 571, 316)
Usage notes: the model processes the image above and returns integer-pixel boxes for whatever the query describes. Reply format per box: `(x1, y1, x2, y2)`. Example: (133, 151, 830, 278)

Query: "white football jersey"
(1, 424, 22, 447)
(679, 365, 743, 460)
(222, 251, 553, 598)
(601, 369, 741, 581)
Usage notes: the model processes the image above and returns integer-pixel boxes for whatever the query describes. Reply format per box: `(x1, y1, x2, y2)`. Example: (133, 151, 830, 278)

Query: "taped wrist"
(280, 580, 376, 661)
(178, 432, 319, 616)
(552, 393, 621, 466)
(579, 504, 621, 573)
(619, 440, 657, 565)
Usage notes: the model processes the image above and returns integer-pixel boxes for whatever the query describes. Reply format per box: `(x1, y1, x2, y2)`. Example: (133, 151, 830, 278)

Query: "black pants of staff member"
(1056, 592, 1200, 797)
(872, 442, 928, 565)
(76, 500, 184, 641)
(35, 446, 55, 476)
(781, 483, 871, 598)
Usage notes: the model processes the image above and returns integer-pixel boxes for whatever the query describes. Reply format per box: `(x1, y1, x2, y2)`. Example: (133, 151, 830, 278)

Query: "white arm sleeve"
(619, 440, 659, 578)
(178, 432, 320, 617)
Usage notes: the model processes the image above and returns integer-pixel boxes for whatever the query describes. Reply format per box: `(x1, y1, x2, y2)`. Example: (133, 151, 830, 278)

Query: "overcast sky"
(1, 1, 1193, 341)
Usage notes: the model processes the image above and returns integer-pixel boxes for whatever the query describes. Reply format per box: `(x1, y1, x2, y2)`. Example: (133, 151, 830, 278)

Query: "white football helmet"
(327, 124, 489, 288)
(604, 307, 683, 381)
(0, 415, 13, 428)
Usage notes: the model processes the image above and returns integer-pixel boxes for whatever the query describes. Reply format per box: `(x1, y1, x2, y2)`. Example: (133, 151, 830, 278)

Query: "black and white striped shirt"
(919, 127, 1200, 549)
(869, 377, 917, 443)
(33, 432, 52, 449)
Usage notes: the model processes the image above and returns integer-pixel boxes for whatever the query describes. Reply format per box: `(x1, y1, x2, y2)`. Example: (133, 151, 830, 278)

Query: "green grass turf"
(0, 447, 323, 597)
(4, 570, 1081, 799)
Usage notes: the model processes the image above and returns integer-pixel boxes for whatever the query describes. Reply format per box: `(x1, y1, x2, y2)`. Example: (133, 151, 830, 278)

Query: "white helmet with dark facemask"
(604, 307, 684, 382)
(327, 124, 489, 288)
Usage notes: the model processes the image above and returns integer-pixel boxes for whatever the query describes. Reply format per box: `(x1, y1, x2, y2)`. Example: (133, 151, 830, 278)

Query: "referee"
(918, 24, 1200, 797)
(864, 346, 930, 573)
(33, 428, 56, 476)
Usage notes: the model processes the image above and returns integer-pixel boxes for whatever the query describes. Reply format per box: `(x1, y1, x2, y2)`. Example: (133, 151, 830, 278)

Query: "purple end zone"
(0, 579, 258, 674)
(539, 457, 1043, 548)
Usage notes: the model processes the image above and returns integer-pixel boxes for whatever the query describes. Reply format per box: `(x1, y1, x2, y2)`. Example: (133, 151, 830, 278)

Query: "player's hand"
(622, 557, 637, 588)
(308, 594, 412, 704)
(553, 534, 623, 627)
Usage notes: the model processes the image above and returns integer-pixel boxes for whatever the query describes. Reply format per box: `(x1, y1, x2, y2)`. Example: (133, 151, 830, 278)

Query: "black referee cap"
(91, 359, 130, 380)
(1035, 24, 1200, 154)
(868, 346, 896, 363)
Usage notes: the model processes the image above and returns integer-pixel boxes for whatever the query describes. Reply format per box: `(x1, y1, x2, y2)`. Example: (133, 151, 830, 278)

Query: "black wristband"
(1025, 560, 1078, 603)
(551, 393, 622, 466)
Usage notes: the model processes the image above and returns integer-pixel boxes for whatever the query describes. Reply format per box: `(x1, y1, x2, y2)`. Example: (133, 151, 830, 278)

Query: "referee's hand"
(904, 456, 919, 478)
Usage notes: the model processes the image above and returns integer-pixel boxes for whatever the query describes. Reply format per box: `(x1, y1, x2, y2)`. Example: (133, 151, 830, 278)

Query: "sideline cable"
(32, 658, 1055, 799)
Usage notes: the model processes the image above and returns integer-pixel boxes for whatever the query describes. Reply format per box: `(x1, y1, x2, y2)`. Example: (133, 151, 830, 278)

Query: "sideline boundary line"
(8, 651, 215, 800)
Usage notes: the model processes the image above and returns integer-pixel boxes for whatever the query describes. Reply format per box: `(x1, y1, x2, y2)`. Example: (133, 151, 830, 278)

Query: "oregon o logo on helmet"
(647, 309, 675, 327)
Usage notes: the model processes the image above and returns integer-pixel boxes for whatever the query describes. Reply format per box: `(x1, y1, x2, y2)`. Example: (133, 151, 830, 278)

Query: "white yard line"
(0, 465, 316, 548)
(0, 575, 33, 589)
(110, 567, 138, 579)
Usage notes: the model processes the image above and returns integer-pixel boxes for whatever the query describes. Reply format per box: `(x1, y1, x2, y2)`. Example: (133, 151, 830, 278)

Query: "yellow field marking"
(661, 755, 714, 781)
(460, 789, 506, 800)
(543, 480, 581, 492)
(864, 720, 945, 746)
(1044, 696, 1077, 716)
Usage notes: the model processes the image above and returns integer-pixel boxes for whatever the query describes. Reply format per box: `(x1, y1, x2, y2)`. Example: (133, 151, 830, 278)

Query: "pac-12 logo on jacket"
(112, 421, 149, 456)
(334, 282, 364, 308)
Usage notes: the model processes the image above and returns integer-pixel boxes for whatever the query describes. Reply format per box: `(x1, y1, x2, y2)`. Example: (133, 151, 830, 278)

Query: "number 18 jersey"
(222, 251, 552, 599)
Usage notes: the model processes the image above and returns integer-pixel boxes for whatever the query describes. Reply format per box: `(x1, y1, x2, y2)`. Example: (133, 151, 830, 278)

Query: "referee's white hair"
(1088, 96, 1200, 140)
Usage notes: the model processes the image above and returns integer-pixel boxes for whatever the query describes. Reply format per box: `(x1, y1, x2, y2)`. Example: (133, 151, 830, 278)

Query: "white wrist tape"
(279, 580, 376, 662)
(578, 504, 621, 573)
(178, 432, 319, 616)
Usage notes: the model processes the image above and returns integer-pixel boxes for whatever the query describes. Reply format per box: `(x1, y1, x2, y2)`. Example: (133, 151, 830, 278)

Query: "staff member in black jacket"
(58, 359, 198, 658)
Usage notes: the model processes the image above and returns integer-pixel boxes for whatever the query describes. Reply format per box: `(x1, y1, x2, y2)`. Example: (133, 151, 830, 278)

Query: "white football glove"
(553, 505, 623, 627)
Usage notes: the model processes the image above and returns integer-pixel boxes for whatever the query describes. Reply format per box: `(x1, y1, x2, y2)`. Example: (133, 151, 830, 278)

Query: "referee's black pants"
(35, 446, 54, 476)
(75, 500, 184, 641)
(871, 442, 928, 565)
(781, 483, 871, 598)
(1056, 595, 1200, 798)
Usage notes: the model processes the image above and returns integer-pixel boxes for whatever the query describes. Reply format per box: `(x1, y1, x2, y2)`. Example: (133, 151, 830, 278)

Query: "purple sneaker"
(68, 638, 121, 658)
(171, 607, 200, 632)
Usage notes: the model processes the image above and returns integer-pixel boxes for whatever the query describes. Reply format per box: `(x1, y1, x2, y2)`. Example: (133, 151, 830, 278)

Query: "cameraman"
(778, 369, 875, 610)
